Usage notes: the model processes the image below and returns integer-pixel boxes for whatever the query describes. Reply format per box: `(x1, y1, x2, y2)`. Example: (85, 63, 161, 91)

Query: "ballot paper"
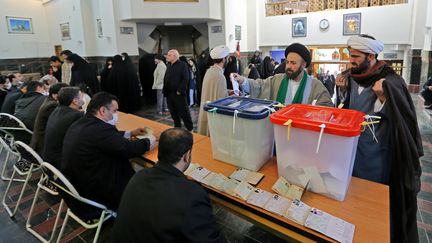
(263, 194, 291, 216)
(233, 181, 255, 201)
(285, 199, 311, 225)
(207, 173, 229, 191)
(222, 178, 240, 196)
(136, 126, 154, 139)
(272, 176, 306, 201)
(201, 172, 217, 186)
(230, 73, 240, 96)
(304, 208, 355, 243)
(229, 168, 264, 186)
(184, 163, 200, 176)
(303, 166, 328, 194)
(246, 188, 273, 208)
(188, 166, 211, 182)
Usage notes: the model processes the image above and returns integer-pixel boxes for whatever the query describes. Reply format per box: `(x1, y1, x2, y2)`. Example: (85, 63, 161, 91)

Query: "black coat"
(61, 114, 150, 212)
(43, 105, 83, 169)
(30, 97, 58, 154)
(0, 89, 8, 109)
(163, 60, 189, 96)
(1, 89, 23, 114)
(14, 92, 46, 131)
(110, 162, 227, 243)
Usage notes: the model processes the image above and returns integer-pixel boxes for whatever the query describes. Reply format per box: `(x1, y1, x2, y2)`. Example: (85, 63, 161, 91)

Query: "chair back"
(0, 113, 33, 134)
(0, 136, 19, 157)
(14, 141, 43, 166)
(40, 162, 108, 211)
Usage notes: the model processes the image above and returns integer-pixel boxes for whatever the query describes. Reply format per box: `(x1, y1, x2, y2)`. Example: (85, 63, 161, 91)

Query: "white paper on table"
(304, 208, 355, 243)
(285, 199, 311, 225)
(229, 168, 249, 181)
(246, 188, 272, 208)
(303, 166, 328, 194)
(208, 173, 229, 191)
(244, 171, 264, 186)
(188, 166, 211, 182)
(184, 163, 200, 176)
(201, 172, 216, 186)
(222, 178, 240, 196)
(263, 194, 291, 216)
(285, 184, 305, 201)
(230, 73, 240, 96)
(272, 176, 290, 196)
(233, 181, 255, 201)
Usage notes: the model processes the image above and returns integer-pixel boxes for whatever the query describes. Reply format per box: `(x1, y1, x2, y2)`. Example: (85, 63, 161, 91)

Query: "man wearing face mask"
(233, 43, 332, 107)
(335, 34, 423, 242)
(197, 45, 230, 136)
(43, 87, 84, 169)
(111, 128, 227, 243)
(61, 92, 156, 216)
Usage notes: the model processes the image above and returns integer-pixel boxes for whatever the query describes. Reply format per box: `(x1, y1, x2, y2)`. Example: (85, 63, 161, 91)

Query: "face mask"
(5, 83, 11, 89)
(17, 81, 24, 87)
(42, 91, 49, 96)
(107, 112, 119, 126)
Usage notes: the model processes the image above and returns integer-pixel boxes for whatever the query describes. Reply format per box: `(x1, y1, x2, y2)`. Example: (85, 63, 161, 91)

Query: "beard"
(351, 58, 370, 74)
(285, 66, 304, 80)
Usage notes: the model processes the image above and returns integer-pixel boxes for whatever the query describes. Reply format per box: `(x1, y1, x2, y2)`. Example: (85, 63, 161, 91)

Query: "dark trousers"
(166, 93, 193, 131)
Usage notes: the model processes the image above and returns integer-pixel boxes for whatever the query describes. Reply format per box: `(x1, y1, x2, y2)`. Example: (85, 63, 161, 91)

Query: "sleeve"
(313, 84, 334, 107)
(181, 189, 227, 243)
(424, 77, 432, 90)
(246, 76, 276, 100)
(177, 63, 189, 95)
(101, 128, 151, 159)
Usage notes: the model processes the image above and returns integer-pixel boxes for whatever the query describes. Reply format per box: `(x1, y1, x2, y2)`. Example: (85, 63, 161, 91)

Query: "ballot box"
(270, 104, 365, 201)
(204, 97, 277, 171)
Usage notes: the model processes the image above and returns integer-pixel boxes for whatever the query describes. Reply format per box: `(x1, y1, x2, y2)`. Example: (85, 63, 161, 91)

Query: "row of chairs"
(0, 113, 115, 243)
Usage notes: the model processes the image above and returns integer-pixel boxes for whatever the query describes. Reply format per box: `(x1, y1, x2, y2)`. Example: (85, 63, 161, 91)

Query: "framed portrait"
(292, 17, 307, 37)
(60, 23, 71, 40)
(97, 19, 103, 38)
(343, 13, 361, 36)
(6, 16, 33, 34)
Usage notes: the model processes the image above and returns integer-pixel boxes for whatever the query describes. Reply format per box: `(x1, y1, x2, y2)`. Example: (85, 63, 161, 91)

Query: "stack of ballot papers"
(183, 163, 355, 242)
(272, 176, 307, 201)
(229, 167, 264, 186)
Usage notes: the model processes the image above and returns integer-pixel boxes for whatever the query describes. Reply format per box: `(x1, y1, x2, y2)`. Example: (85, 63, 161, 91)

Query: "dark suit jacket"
(1, 89, 23, 114)
(61, 114, 150, 212)
(43, 105, 83, 169)
(110, 162, 227, 243)
(163, 60, 189, 96)
(14, 92, 46, 130)
(30, 97, 58, 154)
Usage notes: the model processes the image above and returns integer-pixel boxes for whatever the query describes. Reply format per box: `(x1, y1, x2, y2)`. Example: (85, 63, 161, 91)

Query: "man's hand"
(131, 127, 146, 137)
(428, 86, 432, 91)
(232, 73, 245, 85)
(176, 91, 181, 95)
(335, 74, 348, 91)
(372, 78, 386, 103)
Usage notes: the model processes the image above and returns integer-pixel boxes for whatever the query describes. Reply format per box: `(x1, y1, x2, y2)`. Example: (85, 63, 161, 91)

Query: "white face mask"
(42, 91, 49, 96)
(107, 112, 119, 126)
(5, 83, 11, 89)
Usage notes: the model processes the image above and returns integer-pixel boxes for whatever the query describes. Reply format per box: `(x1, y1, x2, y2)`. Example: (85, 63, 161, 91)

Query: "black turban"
(285, 43, 311, 67)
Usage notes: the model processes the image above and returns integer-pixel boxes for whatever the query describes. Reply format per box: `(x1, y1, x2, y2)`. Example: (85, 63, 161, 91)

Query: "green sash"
(276, 71, 308, 104)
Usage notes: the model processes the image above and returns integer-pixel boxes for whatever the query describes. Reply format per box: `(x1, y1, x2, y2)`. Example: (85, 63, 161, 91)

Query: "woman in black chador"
(67, 54, 100, 95)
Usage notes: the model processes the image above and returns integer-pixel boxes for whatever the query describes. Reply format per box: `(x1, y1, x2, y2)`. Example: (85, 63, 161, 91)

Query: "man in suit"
(14, 81, 46, 131)
(43, 87, 84, 169)
(110, 128, 226, 243)
(61, 92, 156, 216)
(30, 82, 68, 154)
(163, 49, 194, 131)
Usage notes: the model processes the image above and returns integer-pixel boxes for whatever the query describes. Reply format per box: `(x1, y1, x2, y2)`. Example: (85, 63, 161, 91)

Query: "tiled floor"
(0, 95, 432, 242)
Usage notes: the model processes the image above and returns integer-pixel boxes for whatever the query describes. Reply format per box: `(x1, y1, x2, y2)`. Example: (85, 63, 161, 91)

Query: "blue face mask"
(107, 112, 118, 126)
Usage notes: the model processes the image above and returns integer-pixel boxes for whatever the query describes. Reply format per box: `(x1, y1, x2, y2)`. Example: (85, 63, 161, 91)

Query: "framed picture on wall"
(60, 23, 71, 40)
(292, 17, 306, 37)
(343, 13, 361, 36)
(6, 16, 33, 34)
(97, 19, 103, 38)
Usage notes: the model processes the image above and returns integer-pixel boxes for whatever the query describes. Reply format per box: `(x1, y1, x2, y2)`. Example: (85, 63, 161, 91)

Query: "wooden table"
(117, 114, 390, 242)
(117, 114, 207, 162)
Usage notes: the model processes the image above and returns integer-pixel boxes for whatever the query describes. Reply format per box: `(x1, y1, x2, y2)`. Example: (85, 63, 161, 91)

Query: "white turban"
(210, 45, 230, 59)
(347, 35, 384, 54)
